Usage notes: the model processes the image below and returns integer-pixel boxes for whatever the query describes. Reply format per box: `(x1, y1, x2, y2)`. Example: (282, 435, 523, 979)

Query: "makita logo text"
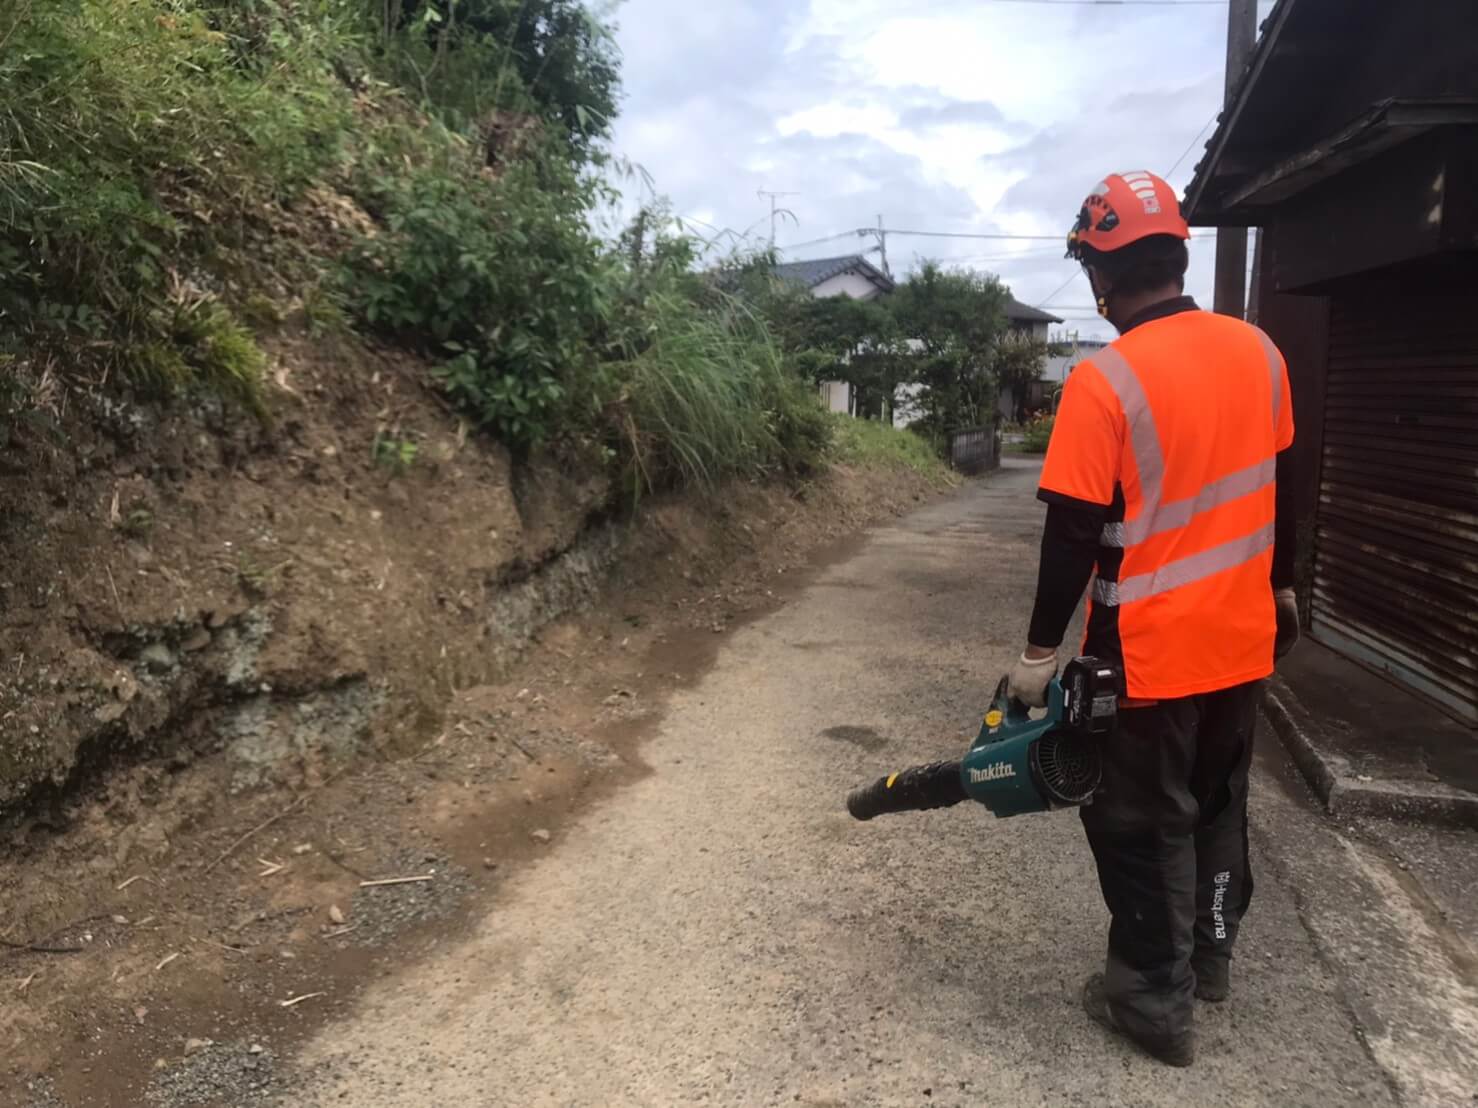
(969, 762, 1016, 784)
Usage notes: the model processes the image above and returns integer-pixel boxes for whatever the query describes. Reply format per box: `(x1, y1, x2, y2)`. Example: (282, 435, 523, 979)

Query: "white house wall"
(820, 380, 851, 414)
(812, 271, 883, 301)
(808, 268, 882, 418)
(893, 383, 923, 428)
(1045, 340, 1108, 385)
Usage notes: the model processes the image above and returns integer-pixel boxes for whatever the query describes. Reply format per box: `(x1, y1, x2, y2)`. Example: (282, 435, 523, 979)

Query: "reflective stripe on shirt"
(1090, 342, 1280, 604)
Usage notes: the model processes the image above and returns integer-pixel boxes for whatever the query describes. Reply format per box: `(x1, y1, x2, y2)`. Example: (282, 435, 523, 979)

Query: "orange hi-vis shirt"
(1039, 307, 1294, 700)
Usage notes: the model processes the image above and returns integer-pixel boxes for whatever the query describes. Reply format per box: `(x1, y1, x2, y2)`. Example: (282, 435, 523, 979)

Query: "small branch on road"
(358, 875, 434, 888)
(280, 992, 326, 1008)
(0, 938, 84, 956)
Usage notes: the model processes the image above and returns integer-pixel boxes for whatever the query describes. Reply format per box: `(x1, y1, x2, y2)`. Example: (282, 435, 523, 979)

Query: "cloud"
(897, 98, 1006, 130)
(609, 0, 1258, 338)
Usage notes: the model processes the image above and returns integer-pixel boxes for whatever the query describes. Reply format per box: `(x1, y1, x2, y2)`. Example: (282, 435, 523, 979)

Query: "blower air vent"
(1031, 731, 1102, 806)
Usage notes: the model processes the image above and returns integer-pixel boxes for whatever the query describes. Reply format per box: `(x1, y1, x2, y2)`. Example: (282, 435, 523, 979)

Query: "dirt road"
(283, 460, 1477, 1106)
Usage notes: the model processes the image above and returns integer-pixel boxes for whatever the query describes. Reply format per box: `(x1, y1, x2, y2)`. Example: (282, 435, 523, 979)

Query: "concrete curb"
(1262, 679, 1478, 830)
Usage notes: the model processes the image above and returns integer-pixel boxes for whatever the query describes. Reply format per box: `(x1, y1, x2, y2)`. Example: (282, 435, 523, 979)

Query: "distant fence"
(949, 424, 1000, 475)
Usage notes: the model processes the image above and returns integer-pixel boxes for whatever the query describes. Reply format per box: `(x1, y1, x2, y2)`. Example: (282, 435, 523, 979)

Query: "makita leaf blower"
(847, 657, 1119, 821)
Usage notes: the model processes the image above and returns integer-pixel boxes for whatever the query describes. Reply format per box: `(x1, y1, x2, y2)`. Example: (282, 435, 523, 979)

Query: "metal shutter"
(1312, 287, 1478, 726)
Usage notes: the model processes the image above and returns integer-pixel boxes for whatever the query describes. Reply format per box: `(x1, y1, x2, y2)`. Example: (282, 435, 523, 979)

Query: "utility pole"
(1214, 0, 1257, 318)
(876, 215, 890, 277)
(757, 190, 799, 250)
(1246, 227, 1263, 325)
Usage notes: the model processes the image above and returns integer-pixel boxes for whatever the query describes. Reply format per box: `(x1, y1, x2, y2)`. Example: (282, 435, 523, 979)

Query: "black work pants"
(1080, 680, 1259, 1042)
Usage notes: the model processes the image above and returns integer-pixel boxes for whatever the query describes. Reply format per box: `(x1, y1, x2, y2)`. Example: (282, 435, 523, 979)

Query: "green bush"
(1018, 414, 1054, 454)
(344, 151, 615, 447)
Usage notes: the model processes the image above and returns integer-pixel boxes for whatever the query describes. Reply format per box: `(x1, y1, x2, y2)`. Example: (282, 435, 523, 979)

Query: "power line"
(1165, 110, 1220, 180)
(950, 248, 1074, 264)
(883, 228, 1065, 242)
(783, 225, 1214, 253)
(975, 0, 1237, 5)
(1035, 268, 1083, 309)
(779, 229, 868, 253)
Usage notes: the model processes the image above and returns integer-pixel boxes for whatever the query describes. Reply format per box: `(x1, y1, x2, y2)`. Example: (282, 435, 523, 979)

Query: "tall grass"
(611, 290, 830, 500)
(0, 0, 355, 403)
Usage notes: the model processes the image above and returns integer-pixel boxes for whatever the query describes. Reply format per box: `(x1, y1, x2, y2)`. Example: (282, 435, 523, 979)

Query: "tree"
(762, 288, 909, 420)
(381, 0, 621, 159)
(994, 331, 1052, 423)
(885, 262, 1011, 440)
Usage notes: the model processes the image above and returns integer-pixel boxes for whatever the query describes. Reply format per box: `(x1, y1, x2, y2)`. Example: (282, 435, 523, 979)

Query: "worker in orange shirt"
(1006, 170, 1299, 1067)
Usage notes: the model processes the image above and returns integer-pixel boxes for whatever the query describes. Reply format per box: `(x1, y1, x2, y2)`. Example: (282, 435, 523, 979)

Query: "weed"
(121, 507, 155, 541)
(128, 301, 268, 420)
(236, 551, 291, 598)
(241, 294, 285, 329)
(372, 432, 419, 473)
(301, 284, 350, 337)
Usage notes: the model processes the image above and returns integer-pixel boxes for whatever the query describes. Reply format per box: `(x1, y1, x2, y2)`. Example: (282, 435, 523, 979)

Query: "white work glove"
(1007, 651, 1057, 709)
(1274, 588, 1300, 661)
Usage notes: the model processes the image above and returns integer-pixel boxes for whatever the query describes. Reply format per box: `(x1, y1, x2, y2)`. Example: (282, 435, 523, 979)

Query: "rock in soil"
(22, 1076, 64, 1108)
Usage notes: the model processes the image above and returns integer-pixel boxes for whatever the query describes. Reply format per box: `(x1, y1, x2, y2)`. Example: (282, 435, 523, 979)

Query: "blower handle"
(989, 675, 1034, 727)
(846, 760, 967, 821)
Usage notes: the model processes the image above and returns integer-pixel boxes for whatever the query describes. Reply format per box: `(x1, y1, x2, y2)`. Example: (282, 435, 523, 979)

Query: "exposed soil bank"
(0, 332, 952, 1104)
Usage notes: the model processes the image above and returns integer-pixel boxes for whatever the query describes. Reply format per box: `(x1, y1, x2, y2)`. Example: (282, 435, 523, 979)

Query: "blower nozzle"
(846, 760, 967, 821)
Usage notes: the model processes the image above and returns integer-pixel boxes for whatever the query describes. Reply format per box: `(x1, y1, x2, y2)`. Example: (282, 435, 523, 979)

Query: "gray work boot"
(1193, 958, 1230, 1003)
(1082, 973, 1195, 1068)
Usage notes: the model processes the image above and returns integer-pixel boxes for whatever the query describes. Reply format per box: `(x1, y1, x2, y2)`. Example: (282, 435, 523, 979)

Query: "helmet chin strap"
(1083, 264, 1111, 319)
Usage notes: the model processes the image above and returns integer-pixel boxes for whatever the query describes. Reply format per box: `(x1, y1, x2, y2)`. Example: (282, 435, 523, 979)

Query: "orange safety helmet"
(1065, 171, 1190, 260)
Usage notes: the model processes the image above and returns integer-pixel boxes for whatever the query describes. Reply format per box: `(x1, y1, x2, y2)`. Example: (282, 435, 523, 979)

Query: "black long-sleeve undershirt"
(1027, 447, 1299, 648)
(1271, 447, 1296, 590)
(1028, 497, 1106, 649)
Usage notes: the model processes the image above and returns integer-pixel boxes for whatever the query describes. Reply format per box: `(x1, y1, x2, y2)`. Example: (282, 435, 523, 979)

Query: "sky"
(606, 0, 1273, 341)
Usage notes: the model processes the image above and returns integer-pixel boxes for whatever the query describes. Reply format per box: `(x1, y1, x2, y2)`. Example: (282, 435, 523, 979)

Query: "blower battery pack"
(847, 656, 1120, 822)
